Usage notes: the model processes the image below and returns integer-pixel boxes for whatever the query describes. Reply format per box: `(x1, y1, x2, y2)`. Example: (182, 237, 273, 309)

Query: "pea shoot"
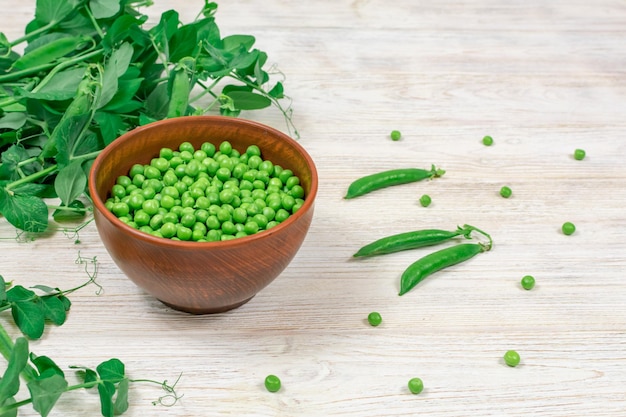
(367, 312, 382, 327)
(574, 149, 586, 160)
(482, 135, 494, 146)
(0, 0, 297, 235)
(419, 194, 432, 207)
(408, 377, 424, 394)
(521, 275, 536, 290)
(562, 221, 576, 235)
(390, 130, 402, 141)
(500, 186, 512, 198)
(264, 375, 282, 392)
(503, 350, 521, 367)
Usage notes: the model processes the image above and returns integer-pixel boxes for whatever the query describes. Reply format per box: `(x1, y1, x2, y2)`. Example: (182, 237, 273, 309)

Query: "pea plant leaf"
(113, 378, 129, 415)
(223, 90, 271, 110)
(10, 300, 46, 339)
(30, 354, 65, 379)
(0, 187, 49, 233)
(22, 67, 86, 101)
(34, 0, 81, 26)
(54, 160, 86, 206)
(41, 296, 67, 326)
(27, 374, 69, 417)
(98, 382, 116, 417)
(0, 337, 29, 403)
(89, 0, 121, 19)
(96, 42, 134, 109)
(0, 113, 27, 130)
(96, 358, 125, 384)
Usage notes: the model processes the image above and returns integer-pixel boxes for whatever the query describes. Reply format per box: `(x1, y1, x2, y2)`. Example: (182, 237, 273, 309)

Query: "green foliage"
(0, 1, 295, 233)
(0, 263, 181, 416)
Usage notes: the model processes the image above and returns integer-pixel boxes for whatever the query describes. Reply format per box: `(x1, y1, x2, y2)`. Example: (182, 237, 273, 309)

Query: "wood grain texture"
(1, 0, 626, 416)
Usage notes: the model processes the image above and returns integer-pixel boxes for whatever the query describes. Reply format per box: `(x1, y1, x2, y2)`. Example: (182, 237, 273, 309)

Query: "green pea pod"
(399, 242, 489, 296)
(167, 57, 196, 118)
(11, 36, 90, 71)
(354, 225, 474, 258)
(344, 165, 445, 199)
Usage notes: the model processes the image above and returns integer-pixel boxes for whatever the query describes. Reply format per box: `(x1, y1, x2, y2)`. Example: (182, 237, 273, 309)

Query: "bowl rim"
(88, 115, 318, 248)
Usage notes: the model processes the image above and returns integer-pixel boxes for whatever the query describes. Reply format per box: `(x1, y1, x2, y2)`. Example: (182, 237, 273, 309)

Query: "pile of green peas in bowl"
(104, 140, 305, 242)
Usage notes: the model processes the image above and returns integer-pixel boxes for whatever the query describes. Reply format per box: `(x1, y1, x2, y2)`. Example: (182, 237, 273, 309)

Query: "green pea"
(129, 164, 145, 178)
(160, 147, 174, 160)
(562, 221, 576, 235)
(219, 189, 235, 204)
(142, 199, 160, 216)
(193, 150, 207, 161)
(278, 169, 293, 185)
(246, 145, 261, 157)
(289, 185, 305, 199)
(134, 209, 150, 226)
(116, 175, 132, 188)
(194, 209, 209, 224)
(180, 213, 196, 228)
(244, 221, 259, 235)
(233, 207, 248, 224)
(201, 142, 216, 157)
(128, 193, 145, 210)
(264, 375, 281, 393)
(216, 167, 231, 182)
(252, 214, 269, 229)
(149, 213, 164, 230)
(247, 155, 262, 169)
(419, 194, 432, 207)
(574, 149, 586, 160)
(281, 195, 296, 211)
(482, 135, 494, 146)
(500, 186, 512, 198)
(521, 275, 535, 290)
(192, 228, 206, 241)
(111, 184, 126, 199)
(367, 312, 382, 327)
(390, 130, 401, 141)
(162, 212, 178, 225)
(503, 350, 520, 367)
(132, 174, 145, 188)
(112, 202, 130, 217)
(202, 229, 217, 241)
(262, 206, 276, 221)
(141, 187, 156, 200)
(179, 141, 194, 153)
(221, 220, 237, 235)
(176, 225, 193, 241)
(219, 140, 233, 155)
(408, 378, 424, 394)
(206, 215, 220, 230)
(275, 208, 290, 223)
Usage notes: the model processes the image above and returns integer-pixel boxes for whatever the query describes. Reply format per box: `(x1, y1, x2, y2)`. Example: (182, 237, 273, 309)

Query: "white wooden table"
(2, 1, 626, 416)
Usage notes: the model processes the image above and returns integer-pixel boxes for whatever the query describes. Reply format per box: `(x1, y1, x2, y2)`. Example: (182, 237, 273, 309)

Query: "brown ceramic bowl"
(89, 116, 317, 314)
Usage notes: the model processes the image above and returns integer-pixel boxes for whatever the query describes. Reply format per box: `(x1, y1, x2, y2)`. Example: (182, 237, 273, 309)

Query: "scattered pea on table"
(500, 186, 512, 198)
(264, 375, 281, 392)
(408, 377, 424, 394)
(419, 194, 432, 207)
(574, 149, 586, 160)
(521, 275, 536, 290)
(367, 312, 382, 327)
(390, 130, 402, 141)
(482, 135, 494, 146)
(503, 350, 521, 367)
(562, 221, 576, 235)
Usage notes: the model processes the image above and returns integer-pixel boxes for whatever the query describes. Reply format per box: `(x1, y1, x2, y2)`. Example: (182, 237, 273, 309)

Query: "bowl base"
(158, 296, 255, 315)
